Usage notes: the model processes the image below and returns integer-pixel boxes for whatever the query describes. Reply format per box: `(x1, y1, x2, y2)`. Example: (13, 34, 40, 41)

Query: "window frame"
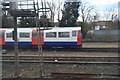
(58, 32, 70, 38)
(20, 32, 30, 38)
(72, 31, 76, 37)
(32, 31, 44, 38)
(6, 32, 12, 38)
(32, 31, 37, 38)
(46, 32, 57, 38)
(0, 32, 4, 38)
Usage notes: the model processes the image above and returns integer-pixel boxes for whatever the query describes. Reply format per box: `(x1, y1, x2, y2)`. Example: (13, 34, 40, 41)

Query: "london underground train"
(0, 27, 82, 49)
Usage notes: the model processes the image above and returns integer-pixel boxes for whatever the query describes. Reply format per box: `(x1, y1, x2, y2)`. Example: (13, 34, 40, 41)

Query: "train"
(0, 27, 82, 49)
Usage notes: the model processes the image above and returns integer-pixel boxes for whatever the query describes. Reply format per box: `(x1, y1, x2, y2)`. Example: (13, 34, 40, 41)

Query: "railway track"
(2, 55, 119, 61)
(51, 72, 120, 79)
(45, 48, 119, 52)
(2, 55, 119, 79)
(3, 48, 119, 53)
(83, 41, 119, 42)
(1, 60, 119, 64)
(1, 55, 119, 64)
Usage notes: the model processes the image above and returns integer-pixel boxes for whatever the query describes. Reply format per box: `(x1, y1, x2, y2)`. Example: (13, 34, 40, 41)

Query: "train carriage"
(31, 27, 82, 48)
(2, 28, 33, 48)
(43, 27, 82, 48)
(1, 27, 82, 49)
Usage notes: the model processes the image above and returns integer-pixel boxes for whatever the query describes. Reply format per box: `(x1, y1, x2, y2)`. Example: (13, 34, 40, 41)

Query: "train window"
(32, 31, 43, 38)
(38, 31, 43, 38)
(78, 31, 81, 36)
(58, 32, 70, 37)
(20, 32, 30, 38)
(32, 31, 37, 38)
(72, 31, 76, 36)
(0, 32, 4, 38)
(6, 33, 12, 38)
(80, 32, 81, 36)
(46, 32, 56, 38)
(0, 32, 2, 38)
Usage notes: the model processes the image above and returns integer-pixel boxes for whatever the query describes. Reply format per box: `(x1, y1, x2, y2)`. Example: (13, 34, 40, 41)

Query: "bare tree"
(79, 2, 94, 23)
(46, 0, 64, 26)
(89, 11, 100, 22)
(102, 8, 118, 30)
(78, 2, 94, 38)
(103, 8, 118, 21)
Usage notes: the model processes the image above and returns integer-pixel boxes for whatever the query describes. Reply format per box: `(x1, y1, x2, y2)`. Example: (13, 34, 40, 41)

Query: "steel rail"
(1, 60, 120, 64)
(42, 48, 119, 52)
(2, 56, 119, 62)
(2, 55, 119, 58)
(82, 41, 119, 43)
(51, 72, 120, 78)
(3, 48, 119, 52)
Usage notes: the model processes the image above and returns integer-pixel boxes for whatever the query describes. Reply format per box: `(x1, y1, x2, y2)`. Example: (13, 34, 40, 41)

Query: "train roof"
(0, 28, 33, 32)
(0, 27, 81, 32)
(45, 27, 81, 32)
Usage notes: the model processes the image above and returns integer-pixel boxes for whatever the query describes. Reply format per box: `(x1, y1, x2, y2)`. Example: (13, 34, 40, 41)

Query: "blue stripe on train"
(5, 42, 77, 45)
(44, 42, 77, 45)
(5, 42, 32, 45)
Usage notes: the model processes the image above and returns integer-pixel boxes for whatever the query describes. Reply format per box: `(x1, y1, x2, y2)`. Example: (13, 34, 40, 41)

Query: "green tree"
(2, 15, 14, 28)
(18, 17, 36, 28)
(39, 15, 52, 27)
(18, 15, 52, 28)
(59, 2, 81, 27)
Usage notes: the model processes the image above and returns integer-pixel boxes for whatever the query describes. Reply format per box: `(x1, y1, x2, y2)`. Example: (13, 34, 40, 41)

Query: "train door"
(77, 30, 82, 45)
(32, 30, 44, 45)
(0, 30, 5, 45)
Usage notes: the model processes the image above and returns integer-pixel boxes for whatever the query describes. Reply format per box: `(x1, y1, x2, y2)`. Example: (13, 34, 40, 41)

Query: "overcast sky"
(1, 0, 119, 21)
(83, 0, 119, 11)
(49, 0, 119, 21)
(1, 0, 119, 11)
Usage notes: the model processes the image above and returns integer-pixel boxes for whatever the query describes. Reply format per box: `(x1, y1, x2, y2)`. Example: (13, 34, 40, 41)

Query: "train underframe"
(2, 44, 82, 50)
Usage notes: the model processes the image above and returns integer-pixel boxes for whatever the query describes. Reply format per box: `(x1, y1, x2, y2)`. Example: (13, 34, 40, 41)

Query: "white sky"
(1, 0, 119, 22)
(85, 0, 119, 5)
(51, 0, 119, 21)
(82, 0, 119, 10)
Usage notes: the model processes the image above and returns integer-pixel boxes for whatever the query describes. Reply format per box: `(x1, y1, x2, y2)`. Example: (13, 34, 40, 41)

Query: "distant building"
(94, 21, 112, 30)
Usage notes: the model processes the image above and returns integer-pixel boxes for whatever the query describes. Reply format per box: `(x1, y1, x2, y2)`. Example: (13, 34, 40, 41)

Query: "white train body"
(0, 27, 82, 48)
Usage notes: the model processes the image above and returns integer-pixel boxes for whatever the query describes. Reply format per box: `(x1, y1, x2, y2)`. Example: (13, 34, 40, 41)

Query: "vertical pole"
(41, 0, 44, 78)
(51, 0, 54, 27)
(36, 13, 43, 78)
(44, 0, 48, 28)
(41, 0, 45, 28)
(14, 17, 19, 77)
(0, 2, 2, 78)
(9, 1, 19, 77)
(58, 0, 60, 26)
(37, 0, 43, 78)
